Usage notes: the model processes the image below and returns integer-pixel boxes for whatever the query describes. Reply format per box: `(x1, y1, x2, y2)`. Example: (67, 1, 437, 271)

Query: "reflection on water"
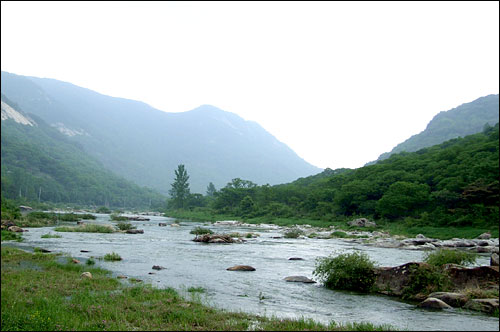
(7, 214, 498, 331)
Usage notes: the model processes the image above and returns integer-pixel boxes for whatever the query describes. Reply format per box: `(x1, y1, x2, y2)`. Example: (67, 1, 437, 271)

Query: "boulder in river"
(284, 276, 316, 283)
(288, 257, 304, 261)
(158, 223, 167, 226)
(418, 297, 452, 309)
(373, 262, 429, 296)
(226, 265, 256, 271)
(8, 226, 25, 232)
(193, 234, 235, 243)
(477, 232, 492, 240)
(347, 218, 376, 228)
(152, 265, 166, 270)
(491, 253, 499, 267)
(463, 298, 499, 314)
(427, 292, 469, 307)
(126, 229, 144, 234)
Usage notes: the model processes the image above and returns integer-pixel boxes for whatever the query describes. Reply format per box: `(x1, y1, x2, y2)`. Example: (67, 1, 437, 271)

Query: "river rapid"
(7, 213, 498, 331)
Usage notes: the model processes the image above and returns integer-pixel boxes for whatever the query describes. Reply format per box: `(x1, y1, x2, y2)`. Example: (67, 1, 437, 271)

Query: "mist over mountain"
(1, 71, 321, 194)
(371, 94, 499, 164)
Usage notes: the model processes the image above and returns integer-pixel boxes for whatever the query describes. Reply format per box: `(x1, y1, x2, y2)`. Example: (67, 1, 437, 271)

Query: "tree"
(206, 182, 217, 197)
(168, 164, 190, 209)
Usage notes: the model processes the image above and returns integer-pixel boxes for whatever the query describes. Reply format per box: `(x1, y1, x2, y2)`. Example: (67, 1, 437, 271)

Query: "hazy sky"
(2, 1, 499, 169)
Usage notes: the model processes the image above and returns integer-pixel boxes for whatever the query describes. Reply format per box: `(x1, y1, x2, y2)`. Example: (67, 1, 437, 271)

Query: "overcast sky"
(2, 1, 499, 170)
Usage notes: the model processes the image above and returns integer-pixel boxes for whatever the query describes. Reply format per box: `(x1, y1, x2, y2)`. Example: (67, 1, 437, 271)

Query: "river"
(6, 213, 498, 331)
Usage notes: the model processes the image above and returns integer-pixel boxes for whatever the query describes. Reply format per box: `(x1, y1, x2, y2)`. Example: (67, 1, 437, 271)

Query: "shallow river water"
(7, 214, 499, 331)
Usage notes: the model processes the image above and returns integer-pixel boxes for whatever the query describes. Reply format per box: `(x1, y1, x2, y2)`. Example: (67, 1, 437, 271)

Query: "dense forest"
(168, 123, 499, 229)
(1, 96, 165, 209)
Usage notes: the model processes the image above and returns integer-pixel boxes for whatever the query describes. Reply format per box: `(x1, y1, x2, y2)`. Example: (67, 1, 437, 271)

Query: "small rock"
(417, 297, 452, 309)
(152, 265, 166, 270)
(415, 234, 426, 239)
(117, 275, 127, 279)
(148, 272, 155, 275)
(491, 253, 499, 267)
(170, 223, 180, 227)
(284, 276, 316, 283)
(158, 223, 167, 226)
(288, 257, 304, 261)
(72, 259, 81, 264)
(80, 250, 90, 253)
(226, 265, 256, 271)
(126, 229, 144, 234)
(39, 248, 51, 253)
(478, 232, 491, 240)
(81, 272, 92, 279)
(8, 226, 25, 232)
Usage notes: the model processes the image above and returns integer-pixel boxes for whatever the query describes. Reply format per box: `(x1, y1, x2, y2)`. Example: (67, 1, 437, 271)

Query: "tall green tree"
(168, 164, 190, 209)
(206, 182, 217, 197)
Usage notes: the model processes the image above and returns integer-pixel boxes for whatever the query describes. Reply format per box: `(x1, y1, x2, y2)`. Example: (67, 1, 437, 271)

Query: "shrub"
(423, 249, 478, 267)
(96, 206, 112, 214)
(284, 228, 304, 238)
(1, 230, 23, 242)
(103, 252, 122, 261)
(115, 222, 136, 231)
(86, 258, 96, 265)
(313, 251, 376, 292)
(402, 264, 450, 299)
(190, 227, 213, 235)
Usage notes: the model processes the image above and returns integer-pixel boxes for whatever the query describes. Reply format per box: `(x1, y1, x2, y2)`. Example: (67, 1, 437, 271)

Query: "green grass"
(189, 226, 214, 235)
(102, 252, 122, 261)
(423, 249, 478, 267)
(115, 222, 136, 231)
(41, 233, 62, 239)
(284, 228, 304, 238)
(54, 224, 115, 233)
(1, 230, 23, 242)
(187, 286, 206, 293)
(1, 247, 398, 331)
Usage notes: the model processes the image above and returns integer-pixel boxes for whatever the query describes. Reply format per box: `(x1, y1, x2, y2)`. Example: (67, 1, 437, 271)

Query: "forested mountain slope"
(1, 95, 165, 208)
(374, 94, 499, 163)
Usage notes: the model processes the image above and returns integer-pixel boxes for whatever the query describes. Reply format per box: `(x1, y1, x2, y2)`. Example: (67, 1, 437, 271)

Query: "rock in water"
(284, 276, 316, 283)
(226, 265, 256, 271)
(428, 292, 469, 307)
(491, 253, 499, 266)
(288, 257, 304, 261)
(152, 265, 166, 270)
(417, 297, 452, 309)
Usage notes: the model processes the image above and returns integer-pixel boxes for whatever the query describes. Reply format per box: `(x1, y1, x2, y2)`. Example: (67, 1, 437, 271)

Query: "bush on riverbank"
(1, 230, 23, 242)
(1, 247, 396, 331)
(313, 252, 376, 292)
(423, 249, 478, 267)
(115, 222, 136, 231)
(401, 264, 451, 299)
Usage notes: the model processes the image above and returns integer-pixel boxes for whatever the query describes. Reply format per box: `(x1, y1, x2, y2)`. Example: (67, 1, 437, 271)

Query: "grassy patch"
(423, 249, 478, 267)
(187, 286, 206, 293)
(41, 233, 62, 239)
(102, 252, 122, 261)
(110, 214, 129, 221)
(189, 226, 213, 235)
(1, 247, 396, 331)
(115, 222, 136, 231)
(1, 230, 23, 242)
(55, 224, 115, 233)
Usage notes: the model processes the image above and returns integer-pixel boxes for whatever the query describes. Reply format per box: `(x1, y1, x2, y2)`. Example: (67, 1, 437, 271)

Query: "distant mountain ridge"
(372, 94, 499, 163)
(1, 71, 322, 194)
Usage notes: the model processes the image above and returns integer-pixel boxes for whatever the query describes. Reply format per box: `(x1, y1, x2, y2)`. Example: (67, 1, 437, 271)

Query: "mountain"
(1, 95, 165, 208)
(372, 94, 499, 163)
(0, 71, 321, 194)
